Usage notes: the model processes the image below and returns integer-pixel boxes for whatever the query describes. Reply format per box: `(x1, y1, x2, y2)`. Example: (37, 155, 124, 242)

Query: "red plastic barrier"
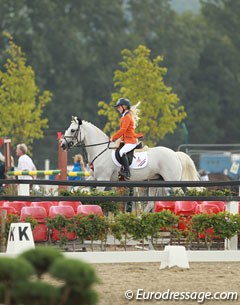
(3, 201, 27, 215)
(49, 206, 76, 241)
(20, 206, 48, 242)
(58, 201, 82, 213)
(77, 205, 103, 216)
(154, 201, 175, 213)
(31, 201, 55, 216)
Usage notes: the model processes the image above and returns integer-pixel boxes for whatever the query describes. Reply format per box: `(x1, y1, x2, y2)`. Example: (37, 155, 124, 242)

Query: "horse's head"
(60, 116, 83, 150)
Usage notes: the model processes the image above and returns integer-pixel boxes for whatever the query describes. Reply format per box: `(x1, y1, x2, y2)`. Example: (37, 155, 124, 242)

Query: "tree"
(98, 45, 186, 146)
(0, 0, 129, 166)
(185, 0, 240, 144)
(0, 32, 52, 150)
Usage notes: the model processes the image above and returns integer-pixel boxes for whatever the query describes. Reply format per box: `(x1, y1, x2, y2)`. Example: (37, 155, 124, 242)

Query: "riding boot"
(119, 153, 130, 180)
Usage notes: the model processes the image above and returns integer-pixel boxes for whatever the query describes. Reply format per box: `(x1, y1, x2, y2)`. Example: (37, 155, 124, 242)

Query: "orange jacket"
(111, 112, 143, 144)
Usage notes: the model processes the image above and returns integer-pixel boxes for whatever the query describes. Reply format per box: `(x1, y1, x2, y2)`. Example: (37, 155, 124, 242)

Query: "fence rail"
(1, 195, 240, 202)
(1, 178, 240, 187)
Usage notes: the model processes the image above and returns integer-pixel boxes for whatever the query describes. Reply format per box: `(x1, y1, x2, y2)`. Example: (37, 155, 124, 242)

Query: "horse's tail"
(176, 151, 200, 181)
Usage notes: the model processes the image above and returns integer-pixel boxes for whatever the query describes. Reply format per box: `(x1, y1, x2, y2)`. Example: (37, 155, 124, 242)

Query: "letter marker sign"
(6, 223, 35, 253)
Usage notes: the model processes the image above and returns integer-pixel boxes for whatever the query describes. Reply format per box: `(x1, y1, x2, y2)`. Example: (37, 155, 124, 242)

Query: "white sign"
(230, 162, 239, 175)
(6, 223, 35, 253)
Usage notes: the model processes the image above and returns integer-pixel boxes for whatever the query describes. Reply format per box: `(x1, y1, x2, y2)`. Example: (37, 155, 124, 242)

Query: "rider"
(110, 98, 143, 179)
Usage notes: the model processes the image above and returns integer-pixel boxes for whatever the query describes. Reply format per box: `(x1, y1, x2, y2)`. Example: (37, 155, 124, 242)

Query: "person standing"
(110, 98, 143, 179)
(68, 154, 85, 181)
(16, 143, 36, 180)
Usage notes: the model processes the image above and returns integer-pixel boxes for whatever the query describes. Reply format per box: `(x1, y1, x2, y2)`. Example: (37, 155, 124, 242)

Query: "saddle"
(115, 142, 143, 165)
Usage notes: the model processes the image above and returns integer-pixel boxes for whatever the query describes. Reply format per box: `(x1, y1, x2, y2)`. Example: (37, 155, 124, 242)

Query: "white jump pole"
(225, 201, 239, 250)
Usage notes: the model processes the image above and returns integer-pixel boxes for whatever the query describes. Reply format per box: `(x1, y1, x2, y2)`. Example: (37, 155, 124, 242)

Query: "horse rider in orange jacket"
(110, 98, 143, 179)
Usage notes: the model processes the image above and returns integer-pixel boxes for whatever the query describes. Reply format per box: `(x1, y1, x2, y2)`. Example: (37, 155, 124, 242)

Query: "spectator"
(69, 154, 85, 181)
(0, 156, 15, 193)
(15, 143, 36, 180)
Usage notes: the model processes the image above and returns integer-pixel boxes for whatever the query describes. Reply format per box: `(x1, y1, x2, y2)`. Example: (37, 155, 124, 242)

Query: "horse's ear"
(77, 118, 82, 125)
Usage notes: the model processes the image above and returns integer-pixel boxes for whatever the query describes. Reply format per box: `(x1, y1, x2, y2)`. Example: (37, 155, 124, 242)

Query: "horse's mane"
(83, 120, 109, 139)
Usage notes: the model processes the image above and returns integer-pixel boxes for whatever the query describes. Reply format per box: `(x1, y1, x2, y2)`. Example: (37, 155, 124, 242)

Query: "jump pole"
(4, 138, 12, 173)
(7, 170, 89, 177)
(56, 132, 67, 191)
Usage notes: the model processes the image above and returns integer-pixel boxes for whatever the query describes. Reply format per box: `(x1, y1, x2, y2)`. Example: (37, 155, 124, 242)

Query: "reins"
(81, 141, 111, 170)
(89, 143, 111, 168)
(77, 141, 110, 148)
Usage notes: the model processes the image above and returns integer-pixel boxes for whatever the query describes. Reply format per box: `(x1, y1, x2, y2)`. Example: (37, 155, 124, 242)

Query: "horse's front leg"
(72, 175, 95, 193)
(144, 187, 169, 213)
(88, 174, 110, 192)
(144, 187, 155, 213)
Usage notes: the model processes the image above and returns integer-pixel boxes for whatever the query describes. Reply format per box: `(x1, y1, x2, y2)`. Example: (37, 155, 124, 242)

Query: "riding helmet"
(114, 98, 131, 108)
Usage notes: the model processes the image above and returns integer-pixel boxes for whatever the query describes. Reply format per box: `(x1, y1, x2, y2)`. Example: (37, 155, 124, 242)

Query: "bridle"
(62, 123, 81, 149)
(62, 120, 111, 169)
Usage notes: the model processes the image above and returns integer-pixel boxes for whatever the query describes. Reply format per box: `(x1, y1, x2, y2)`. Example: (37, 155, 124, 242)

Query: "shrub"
(114, 212, 139, 250)
(19, 246, 64, 279)
(46, 214, 74, 246)
(0, 213, 20, 245)
(191, 211, 240, 249)
(13, 281, 60, 305)
(49, 258, 99, 305)
(0, 257, 34, 305)
(212, 212, 240, 240)
(74, 214, 109, 250)
(0, 247, 99, 305)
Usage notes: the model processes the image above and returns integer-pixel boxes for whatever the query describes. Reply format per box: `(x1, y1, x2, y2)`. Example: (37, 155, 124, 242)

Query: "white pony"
(61, 117, 200, 184)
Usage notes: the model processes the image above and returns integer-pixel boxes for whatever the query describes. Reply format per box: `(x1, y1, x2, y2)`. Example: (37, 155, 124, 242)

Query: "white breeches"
(119, 143, 138, 157)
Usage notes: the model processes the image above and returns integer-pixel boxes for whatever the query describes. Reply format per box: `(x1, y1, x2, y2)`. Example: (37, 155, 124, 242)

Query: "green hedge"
(1, 210, 240, 251)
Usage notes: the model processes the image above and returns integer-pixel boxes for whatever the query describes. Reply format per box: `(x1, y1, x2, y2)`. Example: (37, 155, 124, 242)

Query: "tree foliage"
(19, 246, 64, 279)
(193, 0, 240, 144)
(0, 0, 240, 167)
(0, 32, 52, 150)
(98, 45, 186, 146)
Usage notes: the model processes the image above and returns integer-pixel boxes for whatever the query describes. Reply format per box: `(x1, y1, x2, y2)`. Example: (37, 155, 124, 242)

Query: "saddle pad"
(112, 150, 148, 169)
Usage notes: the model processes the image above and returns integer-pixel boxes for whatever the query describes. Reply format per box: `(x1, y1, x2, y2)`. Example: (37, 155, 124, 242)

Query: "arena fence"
(0, 178, 240, 202)
(0, 178, 240, 251)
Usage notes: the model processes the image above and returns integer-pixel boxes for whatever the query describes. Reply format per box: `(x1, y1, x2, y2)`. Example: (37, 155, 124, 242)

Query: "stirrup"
(119, 168, 130, 180)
